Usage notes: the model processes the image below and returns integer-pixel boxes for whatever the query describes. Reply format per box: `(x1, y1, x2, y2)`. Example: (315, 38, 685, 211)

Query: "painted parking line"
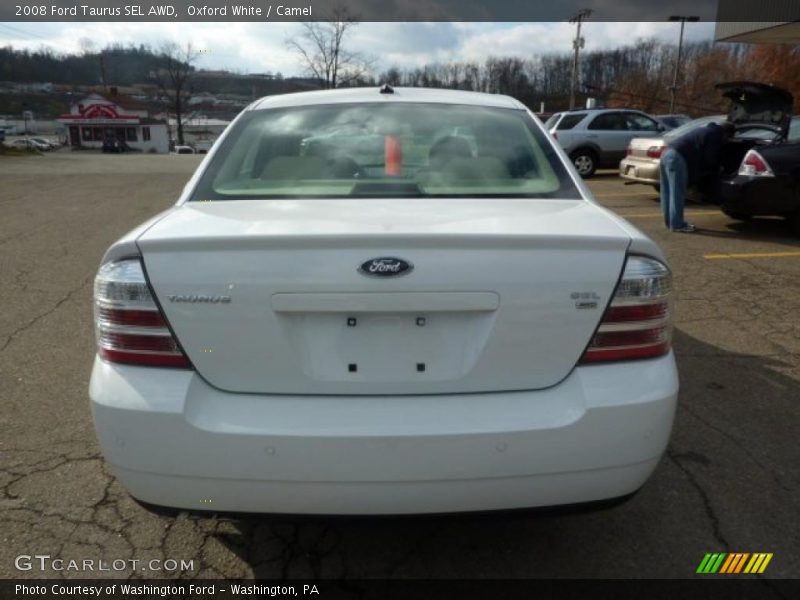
(704, 251, 800, 260)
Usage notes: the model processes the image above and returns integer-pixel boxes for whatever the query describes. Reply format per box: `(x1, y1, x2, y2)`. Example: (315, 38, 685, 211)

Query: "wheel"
(570, 149, 597, 178)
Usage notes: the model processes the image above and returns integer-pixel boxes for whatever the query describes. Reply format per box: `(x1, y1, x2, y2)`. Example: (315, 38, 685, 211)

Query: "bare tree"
(152, 42, 200, 146)
(286, 9, 372, 88)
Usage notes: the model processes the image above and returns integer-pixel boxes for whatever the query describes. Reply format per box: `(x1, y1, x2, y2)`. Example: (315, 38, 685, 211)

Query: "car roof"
(553, 108, 650, 117)
(250, 87, 527, 111)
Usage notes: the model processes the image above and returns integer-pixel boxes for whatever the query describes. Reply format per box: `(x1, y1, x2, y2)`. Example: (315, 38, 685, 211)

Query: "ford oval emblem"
(358, 257, 413, 277)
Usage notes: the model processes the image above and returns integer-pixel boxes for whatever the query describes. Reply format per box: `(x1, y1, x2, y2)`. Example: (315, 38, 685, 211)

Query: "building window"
(82, 127, 92, 141)
(126, 127, 137, 142)
(142, 126, 151, 141)
(93, 127, 104, 141)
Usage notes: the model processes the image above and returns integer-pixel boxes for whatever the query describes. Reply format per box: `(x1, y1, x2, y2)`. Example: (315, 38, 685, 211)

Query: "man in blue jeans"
(660, 121, 735, 233)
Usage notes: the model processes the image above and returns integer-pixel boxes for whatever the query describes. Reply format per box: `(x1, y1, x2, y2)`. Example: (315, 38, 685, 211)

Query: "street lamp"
(569, 9, 592, 110)
(668, 15, 699, 114)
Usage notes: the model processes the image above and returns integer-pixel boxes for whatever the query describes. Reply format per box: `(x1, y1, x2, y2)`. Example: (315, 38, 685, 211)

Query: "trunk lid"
(716, 81, 794, 138)
(627, 137, 664, 159)
(138, 199, 631, 395)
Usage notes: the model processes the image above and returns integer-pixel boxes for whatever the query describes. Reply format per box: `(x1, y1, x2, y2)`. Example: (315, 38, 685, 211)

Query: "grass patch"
(0, 145, 42, 157)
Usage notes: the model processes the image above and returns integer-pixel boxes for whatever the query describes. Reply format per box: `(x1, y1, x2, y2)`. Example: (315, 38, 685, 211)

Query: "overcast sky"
(0, 21, 715, 76)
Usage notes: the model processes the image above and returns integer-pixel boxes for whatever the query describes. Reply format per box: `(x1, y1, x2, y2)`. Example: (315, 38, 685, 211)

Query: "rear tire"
(570, 149, 597, 178)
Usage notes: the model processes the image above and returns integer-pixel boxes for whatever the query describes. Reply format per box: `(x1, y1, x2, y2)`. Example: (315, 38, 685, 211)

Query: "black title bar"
(3, 0, 800, 22)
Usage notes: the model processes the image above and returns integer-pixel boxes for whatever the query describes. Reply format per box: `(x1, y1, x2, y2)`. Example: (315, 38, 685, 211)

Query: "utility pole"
(668, 15, 699, 113)
(99, 52, 108, 92)
(569, 9, 591, 110)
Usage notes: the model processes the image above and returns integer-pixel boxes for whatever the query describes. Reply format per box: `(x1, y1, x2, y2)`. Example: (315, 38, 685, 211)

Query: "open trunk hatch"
(716, 81, 793, 138)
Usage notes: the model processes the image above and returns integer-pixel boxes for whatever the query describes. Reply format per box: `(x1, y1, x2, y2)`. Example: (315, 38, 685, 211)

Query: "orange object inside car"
(384, 135, 402, 176)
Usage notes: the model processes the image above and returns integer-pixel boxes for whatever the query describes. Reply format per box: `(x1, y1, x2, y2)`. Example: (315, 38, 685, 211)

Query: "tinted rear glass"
(191, 103, 581, 200)
(588, 113, 628, 130)
(788, 117, 800, 142)
(556, 114, 585, 130)
(544, 113, 561, 128)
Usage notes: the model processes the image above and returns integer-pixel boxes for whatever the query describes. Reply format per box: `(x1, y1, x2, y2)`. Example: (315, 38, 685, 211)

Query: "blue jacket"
(668, 122, 726, 185)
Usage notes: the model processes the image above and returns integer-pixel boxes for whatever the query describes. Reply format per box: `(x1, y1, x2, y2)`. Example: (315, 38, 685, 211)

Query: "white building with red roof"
(58, 90, 169, 153)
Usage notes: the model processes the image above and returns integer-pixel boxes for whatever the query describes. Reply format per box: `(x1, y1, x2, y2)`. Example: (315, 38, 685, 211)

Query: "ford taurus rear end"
(89, 87, 679, 514)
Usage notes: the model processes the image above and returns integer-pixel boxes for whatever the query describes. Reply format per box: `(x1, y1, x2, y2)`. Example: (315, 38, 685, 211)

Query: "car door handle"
(585, 134, 598, 138)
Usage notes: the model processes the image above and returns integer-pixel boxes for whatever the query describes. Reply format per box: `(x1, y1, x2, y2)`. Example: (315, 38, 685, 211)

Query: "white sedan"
(90, 87, 678, 515)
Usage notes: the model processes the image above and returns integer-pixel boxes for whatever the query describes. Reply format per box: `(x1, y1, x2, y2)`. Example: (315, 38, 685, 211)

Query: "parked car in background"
(90, 87, 678, 515)
(102, 137, 130, 153)
(621, 81, 797, 220)
(717, 87, 799, 232)
(655, 114, 691, 130)
(620, 115, 726, 190)
(31, 137, 58, 150)
(545, 108, 666, 177)
(173, 145, 195, 154)
(10, 138, 51, 152)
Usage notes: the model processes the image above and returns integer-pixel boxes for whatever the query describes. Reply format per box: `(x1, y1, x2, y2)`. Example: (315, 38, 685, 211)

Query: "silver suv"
(545, 109, 665, 177)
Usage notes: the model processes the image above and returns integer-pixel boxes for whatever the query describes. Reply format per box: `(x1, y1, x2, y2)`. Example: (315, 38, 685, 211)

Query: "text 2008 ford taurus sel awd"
(90, 87, 679, 515)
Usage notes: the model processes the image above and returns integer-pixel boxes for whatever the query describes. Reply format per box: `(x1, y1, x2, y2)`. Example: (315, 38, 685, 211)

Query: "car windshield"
(192, 102, 580, 200)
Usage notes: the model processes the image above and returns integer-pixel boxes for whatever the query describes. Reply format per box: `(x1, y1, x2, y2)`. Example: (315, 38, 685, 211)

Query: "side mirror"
(657, 124, 667, 132)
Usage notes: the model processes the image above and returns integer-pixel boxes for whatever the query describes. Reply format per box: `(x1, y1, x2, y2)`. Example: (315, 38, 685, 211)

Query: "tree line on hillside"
(367, 41, 800, 116)
(1, 40, 798, 117)
(0, 44, 161, 86)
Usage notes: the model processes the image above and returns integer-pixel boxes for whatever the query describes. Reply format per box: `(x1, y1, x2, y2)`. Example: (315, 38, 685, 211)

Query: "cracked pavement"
(0, 154, 798, 580)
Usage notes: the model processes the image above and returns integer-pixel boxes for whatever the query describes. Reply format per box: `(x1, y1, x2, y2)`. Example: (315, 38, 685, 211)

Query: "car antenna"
(379, 83, 394, 95)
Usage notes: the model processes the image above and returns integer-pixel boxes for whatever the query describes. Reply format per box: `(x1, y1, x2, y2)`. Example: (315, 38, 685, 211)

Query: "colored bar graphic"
(744, 554, 761, 574)
(734, 553, 750, 573)
(697, 554, 713, 573)
(711, 553, 726, 573)
(700, 553, 773, 574)
(758, 554, 773, 573)
(719, 554, 735, 573)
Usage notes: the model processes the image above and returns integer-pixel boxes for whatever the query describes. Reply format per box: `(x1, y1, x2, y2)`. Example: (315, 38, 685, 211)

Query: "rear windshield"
(543, 113, 561, 128)
(555, 114, 586, 130)
(789, 117, 800, 142)
(191, 103, 580, 200)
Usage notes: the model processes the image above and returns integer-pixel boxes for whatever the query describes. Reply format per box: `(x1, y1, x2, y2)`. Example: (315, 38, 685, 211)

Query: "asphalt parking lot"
(1, 153, 798, 580)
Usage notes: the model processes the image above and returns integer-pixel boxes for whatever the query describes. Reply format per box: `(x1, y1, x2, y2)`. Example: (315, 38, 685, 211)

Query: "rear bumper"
(619, 157, 660, 185)
(89, 353, 679, 514)
(720, 176, 799, 217)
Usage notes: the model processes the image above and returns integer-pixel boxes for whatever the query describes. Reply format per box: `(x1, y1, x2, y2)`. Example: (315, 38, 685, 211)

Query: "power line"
(0, 23, 52, 42)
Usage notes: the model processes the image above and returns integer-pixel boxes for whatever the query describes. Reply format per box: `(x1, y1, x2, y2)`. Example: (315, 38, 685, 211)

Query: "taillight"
(94, 258, 191, 368)
(646, 146, 663, 159)
(580, 255, 672, 363)
(738, 150, 774, 177)
(625, 145, 633, 156)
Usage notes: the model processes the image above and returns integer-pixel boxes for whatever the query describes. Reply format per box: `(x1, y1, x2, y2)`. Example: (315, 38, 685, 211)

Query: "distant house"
(169, 116, 231, 151)
(57, 90, 168, 153)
